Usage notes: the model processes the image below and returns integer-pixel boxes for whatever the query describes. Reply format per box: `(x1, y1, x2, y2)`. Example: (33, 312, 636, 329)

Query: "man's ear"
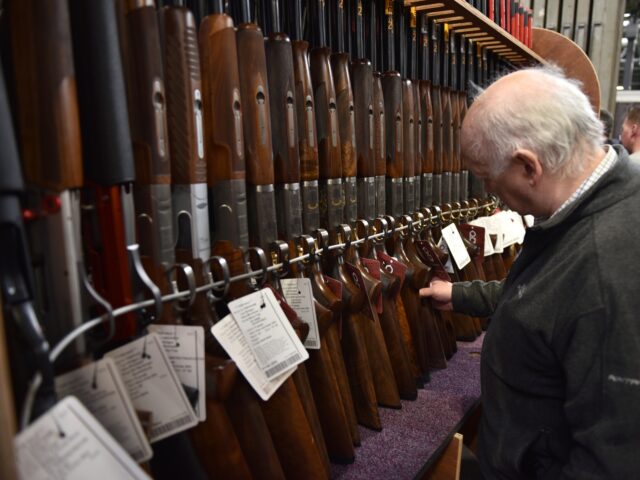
(512, 149, 542, 185)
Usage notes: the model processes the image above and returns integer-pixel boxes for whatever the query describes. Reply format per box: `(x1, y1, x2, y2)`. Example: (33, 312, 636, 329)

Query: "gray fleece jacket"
(452, 147, 640, 479)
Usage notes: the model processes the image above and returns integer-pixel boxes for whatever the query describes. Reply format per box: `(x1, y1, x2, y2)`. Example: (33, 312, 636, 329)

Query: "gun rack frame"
(404, 0, 546, 65)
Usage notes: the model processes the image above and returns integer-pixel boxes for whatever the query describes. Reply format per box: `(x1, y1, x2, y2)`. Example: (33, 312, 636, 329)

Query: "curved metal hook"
(355, 219, 369, 244)
(298, 234, 316, 263)
(413, 211, 425, 232)
(313, 228, 331, 259)
(167, 263, 197, 314)
(245, 247, 269, 289)
(337, 224, 352, 251)
(372, 217, 389, 244)
(127, 244, 162, 324)
(80, 263, 115, 345)
(204, 255, 231, 303)
(399, 214, 413, 238)
(268, 240, 290, 279)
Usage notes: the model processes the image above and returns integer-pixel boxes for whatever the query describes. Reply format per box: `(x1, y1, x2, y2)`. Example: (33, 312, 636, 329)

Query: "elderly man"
(421, 67, 640, 479)
(620, 105, 640, 164)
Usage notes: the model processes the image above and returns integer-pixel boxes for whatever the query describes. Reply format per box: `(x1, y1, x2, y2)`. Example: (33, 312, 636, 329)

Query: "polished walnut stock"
(200, 13, 249, 249)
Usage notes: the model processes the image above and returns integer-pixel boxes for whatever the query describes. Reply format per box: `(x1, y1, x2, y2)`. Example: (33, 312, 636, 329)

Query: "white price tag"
(227, 288, 309, 379)
(15, 396, 150, 480)
(148, 325, 206, 421)
(105, 333, 198, 443)
(55, 359, 153, 463)
(281, 278, 320, 349)
(469, 217, 495, 257)
(495, 211, 525, 247)
(441, 223, 471, 269)
(211, 314, 296, 401)
(523, 214, 535, 228)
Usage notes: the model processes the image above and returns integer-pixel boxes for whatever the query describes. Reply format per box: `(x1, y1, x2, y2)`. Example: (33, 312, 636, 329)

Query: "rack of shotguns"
(0, 0, 523, 477)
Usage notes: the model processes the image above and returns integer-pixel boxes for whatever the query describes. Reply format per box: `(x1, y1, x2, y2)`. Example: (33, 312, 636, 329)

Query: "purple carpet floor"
(331, 333, 484, 479)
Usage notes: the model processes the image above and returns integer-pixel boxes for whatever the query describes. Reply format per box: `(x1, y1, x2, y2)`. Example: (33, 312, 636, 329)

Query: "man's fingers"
(419, 287, 433, 298)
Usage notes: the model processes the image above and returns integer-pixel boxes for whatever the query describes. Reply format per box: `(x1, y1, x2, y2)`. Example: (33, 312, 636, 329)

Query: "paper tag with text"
(360, 258, 383, 313)
(105, 333, 198, 443)
(15, 396, 150, 480)
(323, 274, 343, 338)
(227, 288, 309, 379)
(376, 251, 407, 293)
(281, 278, 320, 349)
(440, 223, 471, 270)
(415, 240, 450, 280)
(55, 359, 152, 463)
(148, 325, 206, 421)
(211, 314, 296, 400)
(459, 224, 486, 262)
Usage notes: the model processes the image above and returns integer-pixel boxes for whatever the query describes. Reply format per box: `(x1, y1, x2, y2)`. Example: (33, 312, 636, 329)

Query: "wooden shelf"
(404, 0, 546, 65)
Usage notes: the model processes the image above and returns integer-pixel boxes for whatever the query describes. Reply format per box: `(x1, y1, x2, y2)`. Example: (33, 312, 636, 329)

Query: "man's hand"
(419, 279, 454, 311)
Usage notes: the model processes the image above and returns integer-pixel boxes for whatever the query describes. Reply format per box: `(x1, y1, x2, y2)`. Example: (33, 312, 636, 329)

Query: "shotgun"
(450, 30, 461, 204)
(380, 0, 404, 218)
(8, 0, 87, 362)
(159, 1, 215, 330)
(430, 20, 444, 206)
(233, 3, 330, 477)
(396, 3, 416, 217)
(351, 0, 376, 223)
(291, 0, 361, 447)
(199, 6, 249, 250)
(235, 1, 277, 252)
(0, 60, 57, 421)
(329, 0, 358, 225)
(264, 0, 353, 464)
(408, 6, 422, 212)
(458, 35, 469, 202)
(69, 0, 137, 341)
(363, 219, 418, 400)
(418, 12, 434, 208)
(366, 1, 387, 217)
(288, 0, 321, 235)
(440, 23, 454, 205)
(310, 0, 345, 233)
(123, 0, 175, 322)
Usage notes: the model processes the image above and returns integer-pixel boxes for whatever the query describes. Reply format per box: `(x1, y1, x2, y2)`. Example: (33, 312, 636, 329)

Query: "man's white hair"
(467, 65, 604, 179)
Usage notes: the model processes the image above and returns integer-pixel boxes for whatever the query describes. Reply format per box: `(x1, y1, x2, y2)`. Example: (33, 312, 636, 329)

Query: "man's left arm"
(555, 307, 640, 479)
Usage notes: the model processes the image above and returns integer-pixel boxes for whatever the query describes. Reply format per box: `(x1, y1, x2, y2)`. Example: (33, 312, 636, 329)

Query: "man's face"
(620, 119, 637, 152)
(467, 155, 535, 215)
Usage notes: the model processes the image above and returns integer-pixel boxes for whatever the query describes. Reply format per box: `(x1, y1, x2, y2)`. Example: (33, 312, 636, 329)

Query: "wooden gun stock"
(373, 73, 387, 217)
(382, 72, 404, 217)
(9, 0, 83, 192)
(291, 40, 322, 233)
(310, 47, 344, 230)
(200, 13, 249, 249)
(331, 53, 358, 224)
(402, 79, 416, 215)
(236, 22, 278, 250)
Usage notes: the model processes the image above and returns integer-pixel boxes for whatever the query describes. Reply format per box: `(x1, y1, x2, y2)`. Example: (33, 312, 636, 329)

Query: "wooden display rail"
(404, 0, 546, 65)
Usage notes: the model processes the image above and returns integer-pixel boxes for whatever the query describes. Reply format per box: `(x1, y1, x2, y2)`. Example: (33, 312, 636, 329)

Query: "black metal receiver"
(0, 62, 56, 420)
